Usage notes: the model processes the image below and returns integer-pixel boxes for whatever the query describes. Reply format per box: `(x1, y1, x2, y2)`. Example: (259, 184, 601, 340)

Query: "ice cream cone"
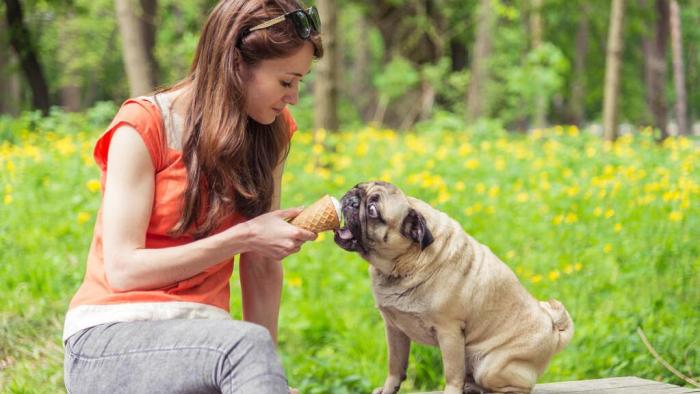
(290, 195, 341, 233)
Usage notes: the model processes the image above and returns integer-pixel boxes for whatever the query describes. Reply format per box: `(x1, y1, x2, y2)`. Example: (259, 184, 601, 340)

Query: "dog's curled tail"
(540, 299, 574, 353)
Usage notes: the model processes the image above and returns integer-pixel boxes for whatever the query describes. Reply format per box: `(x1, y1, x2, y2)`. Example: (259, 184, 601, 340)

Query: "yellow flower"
(530, 274, 543, 284)
(77, 211, 92, 224)
(436, 147, 449, 160)
(464, 159, 480, 170)
(314, 128, 327, 143)
(564, 264, 574, 274)
(494, 158, 506, 171)
(287, 276, 303, 288)
(86, 179, 101, 193)
(553, 214, 564, 225)
(333, 175, 346, 187)
(515, 192, 529, 203)
(488, 186, 500, 198)
(312, 143, 324, 154)
(604, 209, 615, 219)
(565, 213, 578, 223)
(575, 262, 583, 271)
(4, 194, 12, 205)
(614, 223, 622, 233)
(603, 244, 613, 254)
(565, 185, 579, 197)
(458, 143, 473, 157)
(355, 142, 369, 156)
(6, 160, 15, 176)
(317, 232, 326, 242)
(475, 183, 486, 194)
(55, 136, 76, 156)
(455, 181, 466, 191)
(593, 207, 603, 217)
(548, 271, 560, 281)
(567, 125, 580, 137)
(669, 211, 683, 222)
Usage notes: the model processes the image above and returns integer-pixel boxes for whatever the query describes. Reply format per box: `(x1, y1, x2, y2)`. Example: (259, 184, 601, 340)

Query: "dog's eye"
(368, 204, 379, 218)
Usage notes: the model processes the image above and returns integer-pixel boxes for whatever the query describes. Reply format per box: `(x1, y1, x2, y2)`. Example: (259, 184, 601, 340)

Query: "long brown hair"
(167, 0, 323, 239)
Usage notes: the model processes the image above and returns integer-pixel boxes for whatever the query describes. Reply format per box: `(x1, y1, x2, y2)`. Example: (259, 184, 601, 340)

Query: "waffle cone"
(290, 195, 341, 233)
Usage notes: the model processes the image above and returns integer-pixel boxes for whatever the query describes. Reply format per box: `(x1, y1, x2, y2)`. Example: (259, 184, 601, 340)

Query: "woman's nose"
(284, 90, 298, 105)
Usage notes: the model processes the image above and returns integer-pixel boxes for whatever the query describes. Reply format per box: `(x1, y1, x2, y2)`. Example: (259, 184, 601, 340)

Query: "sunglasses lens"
(290, 10, 311, 39)
(307, 7, 321, 32)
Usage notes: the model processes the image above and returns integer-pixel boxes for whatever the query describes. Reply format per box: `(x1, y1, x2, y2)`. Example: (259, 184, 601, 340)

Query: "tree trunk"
(569, 3, 590, 127)
(140, 0, 159, 85)
(530, 0, 546, 128)
(0, 22, 21, 116)
(466, 0, 496, 121)
(370, 0, 445, 128)
(115, 0, 157, 96)
(58, 11, 82, 112)
(314, 0, 339, 132)
(351, 14, 373, 122)
(450, 37, 467, 71)
(603, 0, 625, 141)
(4, 0, 50, 115)
(669, 0, 688, 136)
(641, 0, 669, 139)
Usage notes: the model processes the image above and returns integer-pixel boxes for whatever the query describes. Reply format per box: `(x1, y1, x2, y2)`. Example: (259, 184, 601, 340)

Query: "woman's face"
(244, 42, 314, 125)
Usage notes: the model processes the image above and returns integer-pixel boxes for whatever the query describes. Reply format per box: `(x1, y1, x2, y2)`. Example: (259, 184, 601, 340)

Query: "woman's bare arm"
(102, 126, 314, 292)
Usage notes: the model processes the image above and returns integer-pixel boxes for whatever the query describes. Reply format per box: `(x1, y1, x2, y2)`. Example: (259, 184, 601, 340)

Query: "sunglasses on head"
(248, 6, 321, 39)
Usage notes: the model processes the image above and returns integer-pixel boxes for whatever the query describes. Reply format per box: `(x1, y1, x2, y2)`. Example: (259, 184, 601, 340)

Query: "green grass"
(1, 115, 698, 392)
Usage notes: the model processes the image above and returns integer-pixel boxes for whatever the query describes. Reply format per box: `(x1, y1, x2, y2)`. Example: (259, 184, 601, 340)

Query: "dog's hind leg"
(473, 356, 536, 394)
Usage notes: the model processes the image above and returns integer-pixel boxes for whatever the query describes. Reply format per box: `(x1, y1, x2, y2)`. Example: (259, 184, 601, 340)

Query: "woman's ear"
(236, 60, 255, 83)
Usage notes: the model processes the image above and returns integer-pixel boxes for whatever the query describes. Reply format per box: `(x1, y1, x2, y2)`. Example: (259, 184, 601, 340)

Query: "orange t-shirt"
(63, 97, 297, 340)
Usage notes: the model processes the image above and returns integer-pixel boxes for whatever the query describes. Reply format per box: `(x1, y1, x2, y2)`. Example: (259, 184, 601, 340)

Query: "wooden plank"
(534, 377, 700, 393)
(413, 376, 700, 393)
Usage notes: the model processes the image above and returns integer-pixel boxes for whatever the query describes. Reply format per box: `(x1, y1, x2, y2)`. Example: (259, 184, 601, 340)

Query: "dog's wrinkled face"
(334, 181, 433, 264)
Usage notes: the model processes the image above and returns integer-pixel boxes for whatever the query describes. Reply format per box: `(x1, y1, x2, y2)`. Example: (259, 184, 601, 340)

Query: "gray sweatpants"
(63, 319, 289, 394)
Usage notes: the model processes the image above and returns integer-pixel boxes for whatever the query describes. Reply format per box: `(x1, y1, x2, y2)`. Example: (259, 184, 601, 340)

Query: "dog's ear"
(401, 208, 434, 250)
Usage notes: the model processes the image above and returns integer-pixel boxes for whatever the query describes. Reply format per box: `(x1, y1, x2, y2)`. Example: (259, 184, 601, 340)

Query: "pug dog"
(334, 181, 573, 394)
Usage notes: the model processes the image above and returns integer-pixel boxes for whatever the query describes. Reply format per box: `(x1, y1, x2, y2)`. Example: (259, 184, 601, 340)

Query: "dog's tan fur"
(335, 182, 573, 394)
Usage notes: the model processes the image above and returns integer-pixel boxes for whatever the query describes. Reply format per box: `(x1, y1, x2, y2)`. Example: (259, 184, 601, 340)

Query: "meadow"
(1, 109, 698, 393)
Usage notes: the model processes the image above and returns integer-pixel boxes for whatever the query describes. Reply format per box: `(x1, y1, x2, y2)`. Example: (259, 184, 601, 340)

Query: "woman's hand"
(242, 207, 317, 260)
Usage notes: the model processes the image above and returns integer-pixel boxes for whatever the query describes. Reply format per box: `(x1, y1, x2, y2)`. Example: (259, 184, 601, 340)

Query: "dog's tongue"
(337, 227, 354, 240)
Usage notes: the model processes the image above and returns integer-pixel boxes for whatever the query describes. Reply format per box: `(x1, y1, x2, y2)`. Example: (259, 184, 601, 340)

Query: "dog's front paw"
(372, 376, 402, 394)
(443, 384, 463, 394)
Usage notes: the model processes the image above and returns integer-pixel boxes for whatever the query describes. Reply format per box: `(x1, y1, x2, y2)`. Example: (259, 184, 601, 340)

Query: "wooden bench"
(415, 376, 700, 393)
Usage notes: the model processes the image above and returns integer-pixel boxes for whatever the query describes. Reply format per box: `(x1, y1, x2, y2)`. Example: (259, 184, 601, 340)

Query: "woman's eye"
(281, 81, 293, 88)
(368, 204, 378, 218)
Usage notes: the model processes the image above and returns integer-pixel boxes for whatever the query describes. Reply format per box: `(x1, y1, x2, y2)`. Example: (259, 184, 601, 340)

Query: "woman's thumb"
(276, 207, 304, 220)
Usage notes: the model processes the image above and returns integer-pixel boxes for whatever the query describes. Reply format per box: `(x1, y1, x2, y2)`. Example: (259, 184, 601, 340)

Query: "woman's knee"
(237, 322, 278, 361)
(217, 322, 287, 391)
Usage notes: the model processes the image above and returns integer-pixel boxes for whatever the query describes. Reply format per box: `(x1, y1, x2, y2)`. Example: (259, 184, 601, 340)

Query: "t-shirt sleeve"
(282, 107, 298, 138)
(94, 99, 165, 173)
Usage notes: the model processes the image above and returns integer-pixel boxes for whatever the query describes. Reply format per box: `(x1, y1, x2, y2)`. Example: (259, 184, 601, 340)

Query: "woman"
(63, 1, 323, 392)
